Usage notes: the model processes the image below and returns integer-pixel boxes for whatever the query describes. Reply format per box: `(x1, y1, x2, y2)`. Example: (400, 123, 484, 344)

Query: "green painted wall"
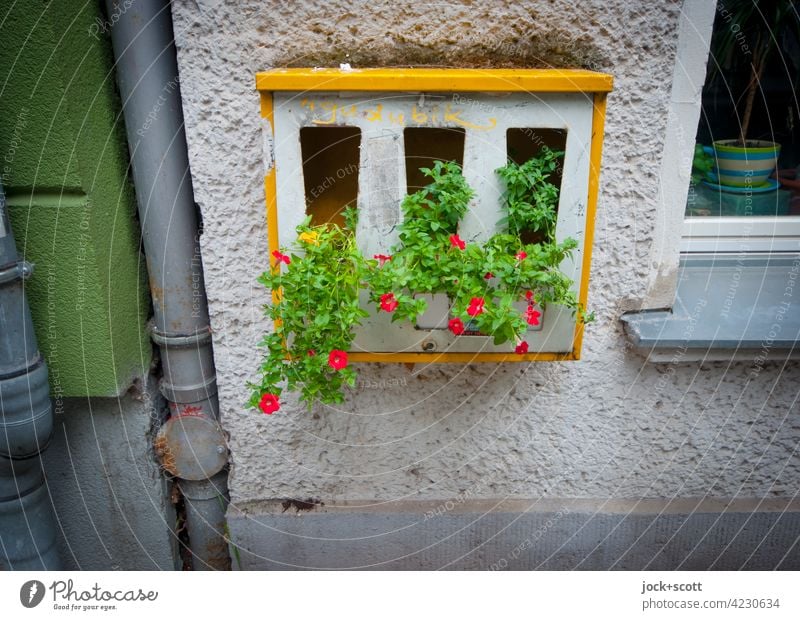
(0, 1, 152, 397)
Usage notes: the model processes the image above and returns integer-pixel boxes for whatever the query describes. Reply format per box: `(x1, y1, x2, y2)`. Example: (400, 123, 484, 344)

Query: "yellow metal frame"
(257, 68, 612, 363)
(256, 68, 612, 93)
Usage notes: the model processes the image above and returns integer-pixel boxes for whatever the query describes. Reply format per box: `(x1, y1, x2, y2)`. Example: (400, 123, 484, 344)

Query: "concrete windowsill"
(621, 254, 800, 362)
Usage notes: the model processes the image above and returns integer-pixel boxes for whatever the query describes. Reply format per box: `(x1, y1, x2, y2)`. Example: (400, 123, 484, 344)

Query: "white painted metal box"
(256, 68, 612, 362)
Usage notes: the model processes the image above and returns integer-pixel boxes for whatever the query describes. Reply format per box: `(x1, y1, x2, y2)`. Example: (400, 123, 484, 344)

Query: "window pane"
(687, 5, 799, 219)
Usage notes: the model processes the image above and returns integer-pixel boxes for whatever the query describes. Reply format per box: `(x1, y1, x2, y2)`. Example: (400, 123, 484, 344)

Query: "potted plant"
(249, 156, 589, 413)
(703, 0, 799, 186)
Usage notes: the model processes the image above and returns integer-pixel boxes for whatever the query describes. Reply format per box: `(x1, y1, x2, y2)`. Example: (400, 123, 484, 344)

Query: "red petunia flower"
(259, 393, 280, 415)
(449, 234, 466, 250)
(328, 349, 348, 371)
(448, 318, 465, 335)
(307, 349, 316, 357)
(484, 272, 494, 280)
(525, 290, 534, 302)
(373, 254, 392, 266)
(272, 250, 291, 265)
(380, 292, 399, 312)
(466, 297, 485, 317)
(516, 251, 527, 261)
(524, 306, 541, 326)
(515, 341, 529, 355)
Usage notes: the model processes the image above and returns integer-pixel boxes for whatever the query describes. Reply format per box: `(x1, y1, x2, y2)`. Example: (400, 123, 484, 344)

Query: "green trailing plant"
(248, 208, 368, 408)
(250, 157, 588, 413)
(367, 159, 580, 345)
(496, 149, 563, 239)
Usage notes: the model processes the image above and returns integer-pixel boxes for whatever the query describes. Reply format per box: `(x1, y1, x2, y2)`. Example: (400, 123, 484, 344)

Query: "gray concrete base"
(43, 374, 177, 570)
(228, 498, 800, 570)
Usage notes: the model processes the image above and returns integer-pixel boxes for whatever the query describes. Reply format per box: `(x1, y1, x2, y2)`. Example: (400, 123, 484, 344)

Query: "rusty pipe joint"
(151, 326, 227, 481)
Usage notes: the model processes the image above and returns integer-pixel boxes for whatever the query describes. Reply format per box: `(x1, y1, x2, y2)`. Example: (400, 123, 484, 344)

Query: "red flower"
(373, 254, 392, 266)
(307, 349, 316, 357)
(524, 306, 541, 326)
(272, 250, 291, 265)
(380, 292, 399, 312)
(449, 234, 466, 250)
(515, 341, 529, 355)
(328, 349, 348, 371)
(516, 251, 527, 261)
(484, 272, 494, 280)
(448, 318, 465, 335)
(466, 297, 485, 317)
(525, 290, 534, 302)
(258, 393, 280, 415)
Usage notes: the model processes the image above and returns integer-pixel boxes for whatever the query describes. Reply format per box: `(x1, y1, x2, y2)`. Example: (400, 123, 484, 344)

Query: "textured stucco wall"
(171, 0, 800, 515)
(0, 0, 152, 397)
(43, 374, 177, 570)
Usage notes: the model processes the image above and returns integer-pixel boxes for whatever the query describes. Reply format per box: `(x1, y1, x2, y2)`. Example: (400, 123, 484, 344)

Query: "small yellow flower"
(298, 230, 319, 245)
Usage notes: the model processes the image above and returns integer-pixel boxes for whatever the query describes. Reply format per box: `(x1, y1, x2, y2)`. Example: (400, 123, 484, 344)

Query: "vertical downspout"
(0, 184, 61, 570)
(104, 0, 231, 570)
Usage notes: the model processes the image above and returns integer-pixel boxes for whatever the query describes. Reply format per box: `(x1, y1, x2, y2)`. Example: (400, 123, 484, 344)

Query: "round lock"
(421, 339, 437, 352)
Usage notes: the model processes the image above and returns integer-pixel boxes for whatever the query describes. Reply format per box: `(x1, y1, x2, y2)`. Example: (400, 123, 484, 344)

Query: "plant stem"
(740, 54, 764, 145)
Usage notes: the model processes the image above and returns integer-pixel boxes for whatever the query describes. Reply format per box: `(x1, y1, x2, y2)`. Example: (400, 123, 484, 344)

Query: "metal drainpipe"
(104, 0, 231, 570)
(0, 184, 61, 570)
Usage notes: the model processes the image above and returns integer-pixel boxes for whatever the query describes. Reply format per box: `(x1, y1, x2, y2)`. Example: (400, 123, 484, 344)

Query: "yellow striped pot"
(705, 140, 781, 187)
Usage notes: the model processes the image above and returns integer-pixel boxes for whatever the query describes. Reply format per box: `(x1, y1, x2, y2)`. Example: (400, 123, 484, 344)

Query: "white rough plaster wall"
(171, 0, 800, 504)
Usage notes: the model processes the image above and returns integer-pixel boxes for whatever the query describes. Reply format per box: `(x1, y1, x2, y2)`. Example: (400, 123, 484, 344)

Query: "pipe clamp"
(159, 375, 217, 404)
(0, 260, 33, 285)
(150, 326, 212, 348)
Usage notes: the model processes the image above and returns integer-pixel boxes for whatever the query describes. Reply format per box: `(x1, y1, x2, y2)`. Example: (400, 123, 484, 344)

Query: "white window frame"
(644, 0, 799, 310)
(682, 216, 800, 253)
(676, 0, 800, 257)
(623, 0, 800, 361)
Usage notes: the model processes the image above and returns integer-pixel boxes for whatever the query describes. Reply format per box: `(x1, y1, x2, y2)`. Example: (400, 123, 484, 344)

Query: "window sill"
(621, 254, 800, 362)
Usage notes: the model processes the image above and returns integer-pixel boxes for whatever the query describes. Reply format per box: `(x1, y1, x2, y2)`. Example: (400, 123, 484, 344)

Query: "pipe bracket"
(0, 260, 33, 285)
(150, 325, 212, 348)
(159, 375, 217, 404)
(0, 363, 53, 459)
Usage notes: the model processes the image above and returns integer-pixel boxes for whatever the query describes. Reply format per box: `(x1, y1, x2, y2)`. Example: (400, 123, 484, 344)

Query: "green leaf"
(252, 156, 586, 410)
